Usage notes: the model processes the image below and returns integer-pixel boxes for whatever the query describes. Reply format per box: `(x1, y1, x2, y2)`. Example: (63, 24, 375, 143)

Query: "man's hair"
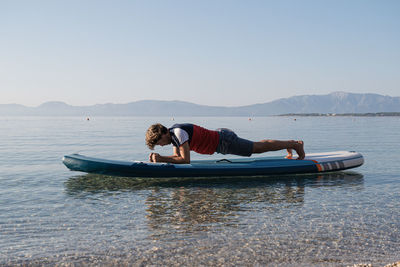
(146, 123, 168, 150)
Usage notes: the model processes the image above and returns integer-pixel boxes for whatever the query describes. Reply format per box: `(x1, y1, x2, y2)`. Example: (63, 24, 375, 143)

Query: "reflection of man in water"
(146, 188, 239, 233)
(144, 183, 307, 234)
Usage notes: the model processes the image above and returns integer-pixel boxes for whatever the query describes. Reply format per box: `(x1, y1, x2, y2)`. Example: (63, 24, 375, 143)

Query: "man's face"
(156, 133, 171, 147)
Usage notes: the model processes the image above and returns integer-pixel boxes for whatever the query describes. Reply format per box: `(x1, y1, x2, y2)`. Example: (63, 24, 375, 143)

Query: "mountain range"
(1, 92, 399, 116)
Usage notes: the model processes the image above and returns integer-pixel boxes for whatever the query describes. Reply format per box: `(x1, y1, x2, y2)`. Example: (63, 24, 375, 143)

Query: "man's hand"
(149, 152, 161, 162)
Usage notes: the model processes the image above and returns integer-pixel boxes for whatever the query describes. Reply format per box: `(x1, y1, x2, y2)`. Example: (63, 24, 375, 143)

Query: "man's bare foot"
(293, 140, 305, 160)
(285, 148, 293, 159)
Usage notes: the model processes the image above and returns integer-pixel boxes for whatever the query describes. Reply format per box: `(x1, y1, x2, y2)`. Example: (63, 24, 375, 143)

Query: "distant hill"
(1, 92, 399, 116)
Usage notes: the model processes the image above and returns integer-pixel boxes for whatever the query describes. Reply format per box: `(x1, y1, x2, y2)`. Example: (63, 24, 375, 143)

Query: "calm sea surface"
(0, 116, 399, 266)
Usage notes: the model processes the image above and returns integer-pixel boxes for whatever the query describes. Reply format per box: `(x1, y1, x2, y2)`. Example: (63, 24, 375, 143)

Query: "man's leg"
(252, 140, 305, 160)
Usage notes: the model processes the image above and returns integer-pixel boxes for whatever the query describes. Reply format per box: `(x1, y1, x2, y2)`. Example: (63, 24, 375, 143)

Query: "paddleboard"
(62, 151, 364, 178)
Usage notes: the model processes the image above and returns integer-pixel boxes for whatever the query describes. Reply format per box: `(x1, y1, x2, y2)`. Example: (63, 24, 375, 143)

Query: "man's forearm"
(158, 155, 190, 164)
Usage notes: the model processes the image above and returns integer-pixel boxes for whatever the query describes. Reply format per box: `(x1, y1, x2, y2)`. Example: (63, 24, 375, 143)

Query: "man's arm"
(149, 142, 191, 164)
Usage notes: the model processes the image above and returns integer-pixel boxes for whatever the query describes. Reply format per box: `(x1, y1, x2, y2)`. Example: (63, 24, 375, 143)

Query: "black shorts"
(215, 128, 253, 157)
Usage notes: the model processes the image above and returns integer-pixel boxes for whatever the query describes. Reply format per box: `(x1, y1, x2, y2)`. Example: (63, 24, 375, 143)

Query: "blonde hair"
(145, 123, 168, 150)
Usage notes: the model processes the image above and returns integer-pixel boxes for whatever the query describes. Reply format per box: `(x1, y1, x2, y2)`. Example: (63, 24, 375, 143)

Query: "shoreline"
(278, 112, 400, 117)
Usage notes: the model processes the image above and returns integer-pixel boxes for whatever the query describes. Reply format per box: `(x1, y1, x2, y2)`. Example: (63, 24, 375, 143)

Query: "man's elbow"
(180, 157, 190, 164)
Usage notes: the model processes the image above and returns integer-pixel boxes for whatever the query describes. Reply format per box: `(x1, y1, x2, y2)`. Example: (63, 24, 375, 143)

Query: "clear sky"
(1, 0, 399, 107)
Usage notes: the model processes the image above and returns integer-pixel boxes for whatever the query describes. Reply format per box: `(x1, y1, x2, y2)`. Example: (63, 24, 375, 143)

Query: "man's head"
(146, 123, 170, 150)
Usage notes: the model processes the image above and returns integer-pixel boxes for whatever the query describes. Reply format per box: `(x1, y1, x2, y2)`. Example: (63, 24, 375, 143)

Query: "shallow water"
(0, 116, 399, 266)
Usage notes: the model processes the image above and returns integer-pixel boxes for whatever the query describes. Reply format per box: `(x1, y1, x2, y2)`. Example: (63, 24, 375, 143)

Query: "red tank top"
(191, 125, 220, 154)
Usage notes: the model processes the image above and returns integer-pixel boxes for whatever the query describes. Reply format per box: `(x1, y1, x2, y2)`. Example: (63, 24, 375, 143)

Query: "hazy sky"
(1, 0, 399, 107)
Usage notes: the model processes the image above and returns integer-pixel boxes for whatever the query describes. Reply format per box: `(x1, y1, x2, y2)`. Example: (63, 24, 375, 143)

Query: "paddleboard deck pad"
(62, 151, 364, 178)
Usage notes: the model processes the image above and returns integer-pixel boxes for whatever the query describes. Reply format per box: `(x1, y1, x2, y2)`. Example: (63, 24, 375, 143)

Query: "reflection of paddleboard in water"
(65, 172, 364, 196)
(62, 151, 363, 178)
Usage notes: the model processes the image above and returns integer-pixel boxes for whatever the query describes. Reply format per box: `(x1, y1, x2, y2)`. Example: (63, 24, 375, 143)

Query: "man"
(146, 123, 305, 164)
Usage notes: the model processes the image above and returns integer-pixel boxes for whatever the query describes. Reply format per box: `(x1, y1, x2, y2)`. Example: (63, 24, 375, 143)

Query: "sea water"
(0, 116, 399, 266)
